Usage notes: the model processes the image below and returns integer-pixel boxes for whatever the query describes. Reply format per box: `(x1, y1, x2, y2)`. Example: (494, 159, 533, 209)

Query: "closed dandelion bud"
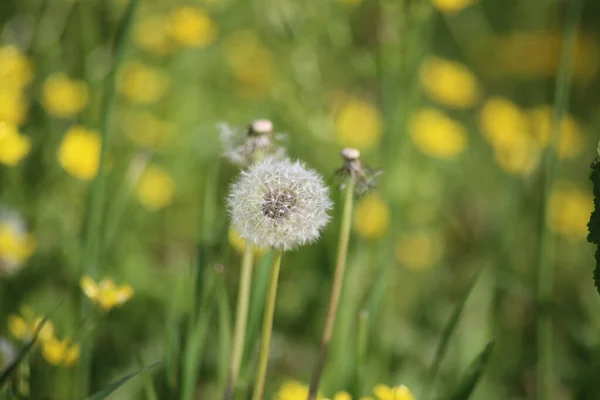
(227, 158, 332, 250)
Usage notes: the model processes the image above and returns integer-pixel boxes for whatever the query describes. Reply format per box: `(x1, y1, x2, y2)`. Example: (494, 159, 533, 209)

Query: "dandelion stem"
(535, 1, 582, 399)
(251, 249, 283, 400)
(308, 177, 355, 400)
(224, 243, 254, 400)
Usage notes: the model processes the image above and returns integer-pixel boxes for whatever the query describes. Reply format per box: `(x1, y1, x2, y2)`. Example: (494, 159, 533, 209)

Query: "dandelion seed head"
(218, 120, 286, 166)
(227, 158, 332, 250)
(340, 147, 360, 161)
(250, 118, 273, 135)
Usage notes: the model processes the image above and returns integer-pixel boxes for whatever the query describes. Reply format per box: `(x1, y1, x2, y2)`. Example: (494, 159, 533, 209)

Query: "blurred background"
(0, 0, 599, 398)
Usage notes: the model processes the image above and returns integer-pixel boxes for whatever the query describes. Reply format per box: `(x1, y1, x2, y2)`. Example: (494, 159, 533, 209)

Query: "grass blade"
(217, 277, 233, 397)
(85, 361, 160, 400)
(422, 269, 483, 400)
(447, 341, 495, 400)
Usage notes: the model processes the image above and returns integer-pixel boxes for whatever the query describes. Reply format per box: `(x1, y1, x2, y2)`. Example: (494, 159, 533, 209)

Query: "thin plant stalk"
(224, 243, 254, 400)
(534, 1, 582, 399)
(308, 177, 356, 400)
(251, 249, 283, 400)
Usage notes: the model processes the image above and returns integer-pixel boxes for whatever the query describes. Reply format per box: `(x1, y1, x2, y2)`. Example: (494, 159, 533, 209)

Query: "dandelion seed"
(219, 119, 286, 167)
(228, 158, 331, 250)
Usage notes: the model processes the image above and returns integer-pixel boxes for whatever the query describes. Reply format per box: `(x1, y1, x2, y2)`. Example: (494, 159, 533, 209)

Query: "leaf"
(422, 269, 483, 400)
(85, 361, 160, 400)
(447, 341, 495, 400)
(587, 158, 600, 295)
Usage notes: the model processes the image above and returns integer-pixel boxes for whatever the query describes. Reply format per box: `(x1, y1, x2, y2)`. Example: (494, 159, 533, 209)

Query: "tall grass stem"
(251, 249, 283, 400)
(307, 177, 355, 400)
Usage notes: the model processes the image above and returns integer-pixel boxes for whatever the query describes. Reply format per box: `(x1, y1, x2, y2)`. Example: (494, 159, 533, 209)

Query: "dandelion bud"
(227, 158, 332, 250)
(340, 148, 360, 161)
(249, 119, 273, 135)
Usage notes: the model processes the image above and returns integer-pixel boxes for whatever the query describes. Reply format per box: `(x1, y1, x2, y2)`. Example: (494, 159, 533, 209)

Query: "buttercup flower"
(275, 380, 327, 400)
(219, 119, 286, 166)
(118, 61, 168, 104)
(420, 57, 479, 109)
(80, 275, 134, 311)
(134, 14, 173, 55)
(8, 308, 54, 343)
(122, 110, 174, 150)
(0, 46, 33, 89)
(432, 0, 476, 13)
(528, 106, 582, 159)
(373, 384, 414, 400)
(0, 122, 31, 166)
(354, 194, 390, 239)
(228, 158, 332, 250)
(135, 165, 175, 211)
(42, 73, 89, 118)
(479, 97, 530, 148)
(0, 209, 36, 275)
(41, 336, 79, 367)
(335, 97, 383, 150)
(396, 231, 442, 271)
(57, 125, 101, 180)
(409, 108, 468, 159)
(547, 181, 592, 240)
(167, 6, 217, 47)
(0, 87, 28, 125)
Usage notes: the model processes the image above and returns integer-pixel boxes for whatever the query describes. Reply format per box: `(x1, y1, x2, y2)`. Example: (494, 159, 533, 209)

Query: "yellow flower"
(354, 194, 390, 239)
(42, 73, 89, 118)
(395, 231, 442, 271)
(420, 57, 479, 109)
(547, 182, 592, 240)
(373, 384, 414, 400)
(136, 165, 175, 211)
(0, 122, 31, 166)
(222, 31, 276, 99)
(528, 106, 582, 159)
(121, 111, 174, 150)
(228, 227, 267, 258)
(335, 97, 382, 150)
(333, 392, 352, 400)
(57, 125, 101, 180)
(118, 61, 168, 104)
(276, 380, 326, 400)
(80, 275, 134, 311)
(409, 108, 467, 159)
(8, 308, 54, 343)
(479, 97, 530, 148)
(0, 45, 34, 89)
(431, 0, 476, 12)
(492, 134, 540, 176)
(134, 14, 173, 55)
(41, 336, 79, 367)
(0, 87, 28, 125)
(0, 220, 36, 274)
(168, 6, 217, 47)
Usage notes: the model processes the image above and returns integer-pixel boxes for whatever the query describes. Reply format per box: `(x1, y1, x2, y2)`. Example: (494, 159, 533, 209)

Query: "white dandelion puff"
(227, 158, 332, 250)
(218, 119, 287, 166)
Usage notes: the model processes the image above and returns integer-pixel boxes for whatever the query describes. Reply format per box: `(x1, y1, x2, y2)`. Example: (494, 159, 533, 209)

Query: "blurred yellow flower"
(420, 57, 479, 109)
(335, 97, 382, 150)
(80, 275, 134, 311)
(354, 194, 390, 239)
(492, 134, 540, 176)
(41, 337, 79, 367)
(0, 87, 28, 125)
(528, 106, 582, 159)
(8, 308, 54, 343)
(0, 122, 31, 166)
(332, 392, 352, 400)
(373, 384, 414, 400)
(432, 0, 476, 12)
(222, 31, 276, 99)
(136, 165, 175, 211)
(42, 73, 89, 118)
(0, 46, 33, 89)
(409, 108, 467, 159)
(0, 220, 36, 274)
(57, 125, 101, 180)
(134, 14, 173, 55)
(118, 61, 168, 104)
(122, 111, 174, 150)
(228, 227, 267, 258)
(168, 6, 217, 47)
(547, 182, 592, 240)
(395, 231, 441, 271)
(479, 97, 529, 148)
(275, 380, 326, 400)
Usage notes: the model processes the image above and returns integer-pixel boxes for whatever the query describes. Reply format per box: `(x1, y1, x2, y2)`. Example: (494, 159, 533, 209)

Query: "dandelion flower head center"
(261, 189, 297, 220)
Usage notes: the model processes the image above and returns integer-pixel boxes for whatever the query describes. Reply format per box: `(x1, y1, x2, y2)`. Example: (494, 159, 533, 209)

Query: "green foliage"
(85, 361, 160, 400)
(587, 158, 600, 295)
(447, 341, 495, 400)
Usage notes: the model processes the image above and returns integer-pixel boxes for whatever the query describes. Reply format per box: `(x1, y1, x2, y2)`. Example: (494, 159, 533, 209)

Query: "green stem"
(535, 2, 582, 399)
(307, 177, 355, 400)
(224, 243, 254, 400)
(251, 249, 283, 400)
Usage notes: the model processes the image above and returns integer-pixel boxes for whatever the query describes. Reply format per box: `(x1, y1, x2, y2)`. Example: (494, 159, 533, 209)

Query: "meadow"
(0, 0, 599, 399)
